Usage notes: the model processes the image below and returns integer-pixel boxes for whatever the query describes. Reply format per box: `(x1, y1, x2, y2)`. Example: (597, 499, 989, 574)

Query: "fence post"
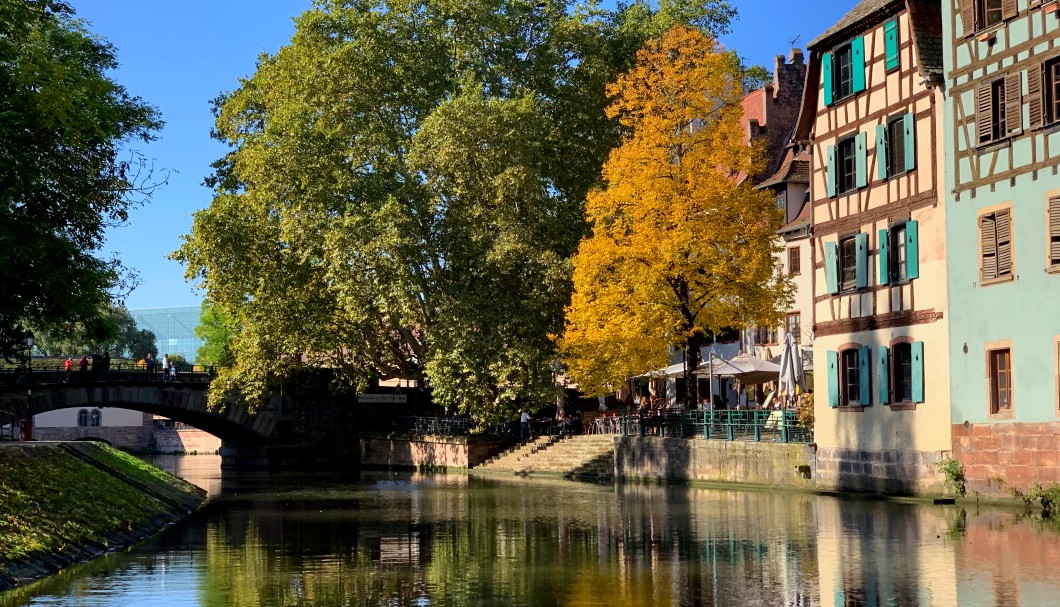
(726, 412, 734, 441)
(753, 411, 761, 442)
(702, 410, 708, 439)
(781, 411, 790, 444)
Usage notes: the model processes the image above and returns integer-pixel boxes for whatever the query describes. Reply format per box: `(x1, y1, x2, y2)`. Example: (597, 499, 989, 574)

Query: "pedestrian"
(101, 351, 110, 380)
(520, 409, 531, 442)
(64, 357, 72, 382)
(79, 354, 88, 377)
(161, 353, 170, 383)
(145, 353, 155, 379)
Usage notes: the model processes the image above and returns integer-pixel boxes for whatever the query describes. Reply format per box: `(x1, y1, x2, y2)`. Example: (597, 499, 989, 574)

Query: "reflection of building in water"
(956, 511, 1060, 606)
(816, 498, 958, 607)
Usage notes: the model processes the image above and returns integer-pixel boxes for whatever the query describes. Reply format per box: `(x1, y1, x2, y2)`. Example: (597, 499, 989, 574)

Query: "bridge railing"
(0, 363, 217, 387)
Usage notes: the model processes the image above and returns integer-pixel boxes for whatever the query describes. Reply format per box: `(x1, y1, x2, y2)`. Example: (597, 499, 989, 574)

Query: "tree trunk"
(683, 330, 704, 408)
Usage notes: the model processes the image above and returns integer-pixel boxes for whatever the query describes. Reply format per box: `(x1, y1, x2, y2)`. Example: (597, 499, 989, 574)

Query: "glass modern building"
(130, 306, 203, 363)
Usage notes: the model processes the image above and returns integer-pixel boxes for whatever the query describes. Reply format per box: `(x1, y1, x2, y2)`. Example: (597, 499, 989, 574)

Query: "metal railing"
(0, 363, 216, 387)
(621, 410, 812, 444)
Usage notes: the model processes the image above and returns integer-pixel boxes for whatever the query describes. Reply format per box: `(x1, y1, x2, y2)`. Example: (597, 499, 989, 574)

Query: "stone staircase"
(474, 434, 617, 481)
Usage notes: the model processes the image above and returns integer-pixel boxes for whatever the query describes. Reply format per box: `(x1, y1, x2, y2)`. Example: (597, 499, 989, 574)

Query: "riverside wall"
(359, 436, 511, 469)
(0, 442, 206, 591)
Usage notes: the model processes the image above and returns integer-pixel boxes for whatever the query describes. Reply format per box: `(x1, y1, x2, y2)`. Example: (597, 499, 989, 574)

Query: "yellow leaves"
(560, 25, 792, 395)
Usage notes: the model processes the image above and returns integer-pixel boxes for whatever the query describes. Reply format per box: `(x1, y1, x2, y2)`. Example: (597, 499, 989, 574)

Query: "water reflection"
(3, 469, 1060, 607)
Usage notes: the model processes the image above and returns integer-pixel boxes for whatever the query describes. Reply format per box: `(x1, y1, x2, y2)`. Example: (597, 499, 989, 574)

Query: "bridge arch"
(0, 382, 275, 446)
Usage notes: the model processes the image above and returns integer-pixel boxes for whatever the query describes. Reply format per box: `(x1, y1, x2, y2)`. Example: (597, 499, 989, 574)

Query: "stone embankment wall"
(360, 436, 510, 469)
(952, 421, 1060, 496)
(615, 437, 817, 489)
(152, 428, 221, 454)
(0, 442, 206, 591)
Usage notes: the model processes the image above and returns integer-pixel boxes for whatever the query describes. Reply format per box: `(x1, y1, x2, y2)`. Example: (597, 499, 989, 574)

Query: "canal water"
(2, 455, 1059, 606)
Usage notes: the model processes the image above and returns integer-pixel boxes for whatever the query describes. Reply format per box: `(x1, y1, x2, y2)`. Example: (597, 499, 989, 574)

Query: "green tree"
(32, 304, 156, 359)
(174, 0, 737, 424)
(0, 0, 164, 361)
(195, 299, 234, 367)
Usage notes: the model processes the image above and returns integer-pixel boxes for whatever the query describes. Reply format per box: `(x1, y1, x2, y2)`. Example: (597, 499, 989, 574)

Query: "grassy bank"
(0, 442, 205, 590)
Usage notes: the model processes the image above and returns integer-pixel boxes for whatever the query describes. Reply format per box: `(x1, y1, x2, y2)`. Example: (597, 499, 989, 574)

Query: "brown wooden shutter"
(981, 214, 998, 280)
(978, 82, 994, 144)
(1005, 73, 1023, 135)
(1050, 197, 1060, 265)
(959, 0, 977, 36)
(1003, 0, 1019, 19)
(1028, 62, 1044, 129)
(996, 209, 1012, 276)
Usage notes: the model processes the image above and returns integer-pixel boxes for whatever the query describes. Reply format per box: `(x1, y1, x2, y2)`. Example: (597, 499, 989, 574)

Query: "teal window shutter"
(827, 351, 840, 408)
(876, 124, 889, 180)
(878, 228, 890, 285)
(911, 341, 925, 403)
(851, 36, 866, 93)
(827, 145, 837, 197)
(855, 233, 869, 288)
(878, 345, 891, 405)
(884, 20, 899, 70)
(855, 132, 868, 189)
(823, 52, 834, 106)
(824, 242, 840, 294)
(906, 220, 919, 279)
(903, 113, 916, 172)
(858, 346, 872, 405)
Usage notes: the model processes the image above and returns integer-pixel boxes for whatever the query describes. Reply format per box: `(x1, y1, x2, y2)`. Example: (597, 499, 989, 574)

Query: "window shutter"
(1049, 196, 1060, 265)
(828, 351, 840, 408)
(879, 228, 891, 285)
(903, 113, 916, 172)
(827, 145, 837, 197)
(878, 345, 891, 405)
(823, 52, 834, 107)
(855, 132, 868, 189)
(858, 346, 872, 406)
(1028, 62, 1044, 130)
(1005, 72, 1023, 136)
(824, 241, 840, 294)
(996, 209, 1012, 275)
(851, 36, 866, 94)
(911, 341, 925, 403)
(884, 20, 899, 70)
(855, 232, 869, 289)
(1003, 0, 1018, 19)
(981, 214, 998, 280)
(876, 124, 889, 180)
(906, 220, 920, 279)
(977, 82, 994, 144)
(959, 0, 977, 36)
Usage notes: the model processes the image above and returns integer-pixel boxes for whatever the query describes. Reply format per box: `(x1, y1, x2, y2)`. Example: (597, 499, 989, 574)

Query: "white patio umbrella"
(777, 332, 805, 405)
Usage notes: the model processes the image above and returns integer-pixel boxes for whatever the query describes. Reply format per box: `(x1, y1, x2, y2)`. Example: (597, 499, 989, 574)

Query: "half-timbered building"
(798, 0, 949, 493)
(945, 0, 1060, 494)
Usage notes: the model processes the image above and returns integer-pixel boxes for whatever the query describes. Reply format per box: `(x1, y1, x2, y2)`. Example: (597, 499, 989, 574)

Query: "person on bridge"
(79, 354, 88, 377)
(145, 353, 155, 379)
(161, 354, 171, 383)
(64, 357, 72, 382)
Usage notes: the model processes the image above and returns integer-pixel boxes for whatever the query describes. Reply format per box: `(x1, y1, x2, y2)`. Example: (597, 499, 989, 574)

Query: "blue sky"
(76, 0, 855, 310)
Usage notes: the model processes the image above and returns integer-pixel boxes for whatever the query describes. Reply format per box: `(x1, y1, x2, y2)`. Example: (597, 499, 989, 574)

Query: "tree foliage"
(0, 0, 164, 360)
(560, 26, 792, 397)
(174, 0, 738, 424)
(31, 304, 157, 359)
(195, 299, 234, 367)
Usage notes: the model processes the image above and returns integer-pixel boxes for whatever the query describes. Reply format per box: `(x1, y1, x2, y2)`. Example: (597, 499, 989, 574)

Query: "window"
(788, 247, 801, 275)
(1050, 60, 1060, 124)
(785, 313, 801, 344)
(756, 324, 777, 345)
(837, 137, 857, 195)
(822, 37, 866, 106)
(879, 221, 919, 284)
(989, 348, 1013, 414)
(891, 224, 908, 282)
(840, 236, 858, 291)
(90, 409, 101, 427)
(77, 409, 89, 428)
(980, 209, 1013, 283)
(978, 74, 1022, 145)
(892, 343, 913, 402)
(961, 0, 1017, 34)
(842, 348, 861, 405)
(1049, 196, 1060, 270)
(824, 233, 869, 294)
(776, 190, 787, 213)
(876, 114, 916, 179)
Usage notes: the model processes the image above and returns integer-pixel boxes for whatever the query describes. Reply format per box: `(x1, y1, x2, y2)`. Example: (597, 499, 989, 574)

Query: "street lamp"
(24, 331, 34, 377)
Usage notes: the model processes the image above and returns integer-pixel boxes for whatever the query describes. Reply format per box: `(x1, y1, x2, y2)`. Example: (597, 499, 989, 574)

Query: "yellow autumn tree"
(560, 25, 792, 400)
